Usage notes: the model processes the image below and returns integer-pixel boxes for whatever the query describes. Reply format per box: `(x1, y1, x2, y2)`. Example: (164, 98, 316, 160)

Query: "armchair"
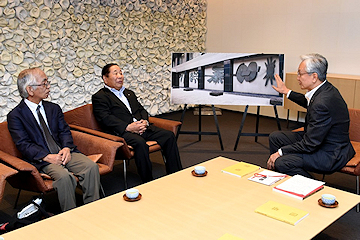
(0, 121, 123, 207)
(63, 103, 182, 188)
(339, 108, 360, 211)
(292, 108, 360, 211)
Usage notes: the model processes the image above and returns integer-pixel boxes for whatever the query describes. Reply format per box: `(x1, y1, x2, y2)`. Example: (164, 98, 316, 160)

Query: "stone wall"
(0, 0, 207, 122)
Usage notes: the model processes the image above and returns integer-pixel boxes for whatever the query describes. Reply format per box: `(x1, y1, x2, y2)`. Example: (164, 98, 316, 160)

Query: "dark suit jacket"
(283, 81, 355, 173)
(7, 100, 77, 169)
(92, 87, 154, 136)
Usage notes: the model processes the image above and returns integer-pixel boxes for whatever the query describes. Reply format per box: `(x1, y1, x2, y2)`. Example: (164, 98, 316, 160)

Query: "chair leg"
(123, 160, 128, 189)
(161, 150, 166, 164)
(100, 183, 106, 198)
(357, 176, 359, 212)
(14, 189, 22, 209)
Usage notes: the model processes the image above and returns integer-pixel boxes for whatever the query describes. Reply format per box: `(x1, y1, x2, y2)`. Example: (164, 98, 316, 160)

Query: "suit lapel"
(104, 88, 133, 115)
(18, 100, 43, 136)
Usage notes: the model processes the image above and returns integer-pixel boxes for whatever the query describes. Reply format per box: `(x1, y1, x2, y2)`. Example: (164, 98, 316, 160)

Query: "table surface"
(2, 156, 360, 240)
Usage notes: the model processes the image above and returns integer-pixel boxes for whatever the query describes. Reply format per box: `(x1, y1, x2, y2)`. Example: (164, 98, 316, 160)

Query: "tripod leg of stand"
(198, 105, 202, 141)
(255, 106, 260, 142)
(273, 105, 281, 130)
(234, 105, 249, 151)
(211, 105, 224, 150)
(176, 104, 187, 140)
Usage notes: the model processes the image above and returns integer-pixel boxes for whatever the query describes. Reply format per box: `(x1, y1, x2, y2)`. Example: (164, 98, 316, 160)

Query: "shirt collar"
(25, 98, 43, 112)
(304, 80, 327, 105)
(105, 85, 125, 94)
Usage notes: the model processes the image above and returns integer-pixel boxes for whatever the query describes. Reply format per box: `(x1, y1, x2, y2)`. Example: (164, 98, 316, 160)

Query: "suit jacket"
(283, 81, 355, 173)
(92, 87, 154, 136)
(7, 99, 77, 169)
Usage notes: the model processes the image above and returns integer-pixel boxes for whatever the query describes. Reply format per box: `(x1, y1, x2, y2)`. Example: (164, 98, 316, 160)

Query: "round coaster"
(123, 193, 142, 202)
(191, 170, 208, 177)
(318, 198, 338, 208)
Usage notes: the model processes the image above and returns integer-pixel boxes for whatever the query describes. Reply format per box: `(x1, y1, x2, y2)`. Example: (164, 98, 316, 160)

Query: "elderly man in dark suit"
(7, 68, 100, 212)
(267, 53, 355, 178)
(92, 63, 182, 183)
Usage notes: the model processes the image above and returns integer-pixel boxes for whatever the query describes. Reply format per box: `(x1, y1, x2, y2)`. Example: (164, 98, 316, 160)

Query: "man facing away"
(7, 68, 101, 212)
(92, 63, 182, 183)
(267, 53, 355, 178)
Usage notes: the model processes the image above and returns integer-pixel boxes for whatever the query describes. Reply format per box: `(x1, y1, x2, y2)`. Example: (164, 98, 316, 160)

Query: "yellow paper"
(221, 161, 260, 178)
(255, 200, 309, 226)
(218, 233, 244, 240)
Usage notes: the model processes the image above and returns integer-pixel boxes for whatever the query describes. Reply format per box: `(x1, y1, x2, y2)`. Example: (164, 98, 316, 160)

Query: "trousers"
(122, 125, 182, 182)
(41, 152, 100, 211)
(269, 130, 313, 178)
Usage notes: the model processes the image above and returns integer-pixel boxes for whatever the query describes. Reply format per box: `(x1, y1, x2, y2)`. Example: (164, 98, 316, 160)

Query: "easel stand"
(176, 104, 224, 150)
(233, 105, 281, 151)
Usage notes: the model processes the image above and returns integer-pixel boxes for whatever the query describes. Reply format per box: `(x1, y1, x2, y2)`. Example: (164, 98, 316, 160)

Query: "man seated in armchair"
(7, 68, 101, 212)
(92, 63, 183, 183)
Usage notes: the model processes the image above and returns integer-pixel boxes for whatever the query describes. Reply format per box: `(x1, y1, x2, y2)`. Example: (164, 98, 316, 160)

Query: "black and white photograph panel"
(171, 53, 284, 106)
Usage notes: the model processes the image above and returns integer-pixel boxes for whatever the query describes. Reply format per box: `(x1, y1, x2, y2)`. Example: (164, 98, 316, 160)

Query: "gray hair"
(300, 53, 328, 81)
(17, 68, 39, 98)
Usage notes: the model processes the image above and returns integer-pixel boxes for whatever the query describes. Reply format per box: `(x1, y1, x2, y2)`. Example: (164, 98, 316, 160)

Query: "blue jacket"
(7, 99, 78, 169)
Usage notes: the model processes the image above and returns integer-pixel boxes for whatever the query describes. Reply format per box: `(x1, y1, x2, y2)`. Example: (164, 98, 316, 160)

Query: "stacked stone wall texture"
(0, 0, 207, 122)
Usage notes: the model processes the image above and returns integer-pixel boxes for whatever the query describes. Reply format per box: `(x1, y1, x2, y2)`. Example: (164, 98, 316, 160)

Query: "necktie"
(36, 105, 60, 154)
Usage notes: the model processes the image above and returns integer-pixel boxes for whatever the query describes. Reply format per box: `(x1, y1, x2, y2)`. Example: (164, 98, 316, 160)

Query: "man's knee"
(269, 131, 283, 142)
(54, 170, 77, 187)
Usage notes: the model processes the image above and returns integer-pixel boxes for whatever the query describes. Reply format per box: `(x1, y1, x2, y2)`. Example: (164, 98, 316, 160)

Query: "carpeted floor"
(1, 107, 359, 239)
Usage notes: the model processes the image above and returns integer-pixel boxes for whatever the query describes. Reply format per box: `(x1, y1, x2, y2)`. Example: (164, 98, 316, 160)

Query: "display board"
(171, 53, 284, 106)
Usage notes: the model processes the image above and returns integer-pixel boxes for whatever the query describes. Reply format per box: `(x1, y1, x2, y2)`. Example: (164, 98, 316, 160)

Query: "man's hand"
(125, 120, 148, 135)
(272, 74, 290, 95)
(59, 147, 71, 165)
(43, 153, 63, 165)
(267, 152, 280, 170)
(43, 147, 71, 166)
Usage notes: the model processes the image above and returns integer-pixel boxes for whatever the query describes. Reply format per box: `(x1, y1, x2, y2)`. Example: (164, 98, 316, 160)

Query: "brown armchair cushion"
(64, 104, 182, 160)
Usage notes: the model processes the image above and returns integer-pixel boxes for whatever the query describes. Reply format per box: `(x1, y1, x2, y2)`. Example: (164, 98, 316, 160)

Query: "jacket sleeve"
(7, 108, 49, 162)
(288, 91, 308, 109)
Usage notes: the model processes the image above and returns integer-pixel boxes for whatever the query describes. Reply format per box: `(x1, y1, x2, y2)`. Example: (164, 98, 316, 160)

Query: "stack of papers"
(221, 161, 260, 178)
(255, 200, 309, 225)
(248, 170, 287, 186)
(273, 175, 325, 200)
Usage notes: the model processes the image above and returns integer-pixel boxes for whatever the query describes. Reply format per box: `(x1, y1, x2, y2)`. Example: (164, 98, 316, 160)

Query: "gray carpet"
(1, 108, 359, 239)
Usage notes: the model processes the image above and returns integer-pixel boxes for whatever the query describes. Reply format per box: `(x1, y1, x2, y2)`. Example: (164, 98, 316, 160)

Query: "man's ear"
(26, 86, 34, 97)
(311, 72, 319, 82)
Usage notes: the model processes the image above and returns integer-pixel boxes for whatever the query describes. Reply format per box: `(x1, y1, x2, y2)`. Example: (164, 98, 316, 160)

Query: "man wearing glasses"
(7, 68, 101, 212)
(267, 54, 355, 178)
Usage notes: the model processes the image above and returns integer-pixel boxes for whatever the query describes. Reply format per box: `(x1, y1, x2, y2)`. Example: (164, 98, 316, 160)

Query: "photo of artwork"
(171, 53, 284, 106)
(205, 63, 224, 91)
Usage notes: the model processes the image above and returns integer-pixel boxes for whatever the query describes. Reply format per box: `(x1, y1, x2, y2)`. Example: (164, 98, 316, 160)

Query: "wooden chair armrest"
(71, 130, 124, 172)
(149, 117, 182, 135)
(292, 127, 304, 132)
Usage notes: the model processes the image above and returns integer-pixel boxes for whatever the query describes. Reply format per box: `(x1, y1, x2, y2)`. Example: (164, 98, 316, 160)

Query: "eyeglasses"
(297, 71, 312, 77)
(29, 81, 51, 87)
